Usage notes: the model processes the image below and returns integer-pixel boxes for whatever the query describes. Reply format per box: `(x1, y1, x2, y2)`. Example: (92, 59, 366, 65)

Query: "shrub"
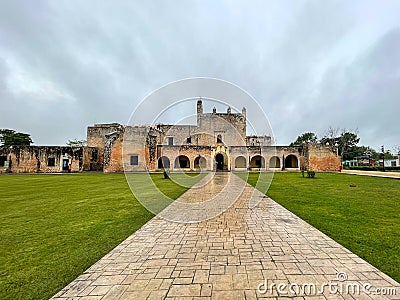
(307, 170, 315, 178)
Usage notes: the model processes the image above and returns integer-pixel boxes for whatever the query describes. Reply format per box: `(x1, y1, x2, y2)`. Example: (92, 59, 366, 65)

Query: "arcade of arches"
(157, 153, 300, 171)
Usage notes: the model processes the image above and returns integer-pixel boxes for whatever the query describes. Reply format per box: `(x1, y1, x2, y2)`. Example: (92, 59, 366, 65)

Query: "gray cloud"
(313, 27, 400, 148)
(0, 0, 399, 151)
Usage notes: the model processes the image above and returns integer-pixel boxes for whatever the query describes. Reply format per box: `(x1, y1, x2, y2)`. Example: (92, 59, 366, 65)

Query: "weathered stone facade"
(0, 145, 98, 173)
(0, 101, 341, 173)
(86, 101, 341, 173)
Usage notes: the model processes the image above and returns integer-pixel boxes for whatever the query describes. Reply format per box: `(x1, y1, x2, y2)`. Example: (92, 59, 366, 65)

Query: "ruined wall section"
(246, 135, 272, 146)
(122, 126, 154, 172)
(86, 123, 123, 171)
(155, 125, 196, 146)
(0, 146, 83, 173)
(308, 145, 341, 171)
(82, 147, 103, 171)
(103, 128, 124, 173)
(87, 123, 123, 147)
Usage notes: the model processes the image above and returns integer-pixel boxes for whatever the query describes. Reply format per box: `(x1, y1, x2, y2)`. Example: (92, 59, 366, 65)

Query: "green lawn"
(1, 172, 399, 299)
(0, 173, 203, 300)
(244, 172, 400, 282)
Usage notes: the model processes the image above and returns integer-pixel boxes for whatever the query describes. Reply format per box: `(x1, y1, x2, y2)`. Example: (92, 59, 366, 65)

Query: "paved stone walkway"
(341, 169, 400, 179)
(52, 173, 399, 299)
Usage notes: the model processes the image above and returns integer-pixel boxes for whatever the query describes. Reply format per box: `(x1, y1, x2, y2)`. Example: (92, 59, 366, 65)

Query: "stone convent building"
(0, 100, 341, 173)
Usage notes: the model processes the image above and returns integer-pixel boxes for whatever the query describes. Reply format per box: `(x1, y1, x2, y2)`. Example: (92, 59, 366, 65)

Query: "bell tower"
(197, 99, 203, 115)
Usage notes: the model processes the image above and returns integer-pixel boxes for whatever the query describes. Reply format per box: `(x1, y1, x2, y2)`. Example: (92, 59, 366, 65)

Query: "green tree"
(345, 145, 379, 161)
(0, 129, 33, 146)
(338, 131, 360, 160)
(383, 150, 396, 159)
(320, 127, 360, 159)
(67, 139, 86, 147)
(289, 132, 317, 146)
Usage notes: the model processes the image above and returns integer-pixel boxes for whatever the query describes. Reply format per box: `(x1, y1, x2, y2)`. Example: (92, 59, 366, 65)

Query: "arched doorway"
(215, 153, 225, 171)
(157, 156, 170, 169)
(174, 155, 190, 169)
(194, 156, 207, 169)
(235, 156, 246, 168)
(250, 155, 265, 169)
(269, 156, 281, 168)
(285, 155, 299, 168)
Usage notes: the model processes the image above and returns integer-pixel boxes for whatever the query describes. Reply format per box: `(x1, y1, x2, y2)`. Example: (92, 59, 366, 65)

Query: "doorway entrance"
(62, 159, 69, 171)
(215, 153, 224, 171)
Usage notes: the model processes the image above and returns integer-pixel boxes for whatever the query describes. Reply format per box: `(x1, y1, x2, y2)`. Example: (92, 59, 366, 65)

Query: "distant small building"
(379, 158, 400, 167)
(343, 159, 358, 167)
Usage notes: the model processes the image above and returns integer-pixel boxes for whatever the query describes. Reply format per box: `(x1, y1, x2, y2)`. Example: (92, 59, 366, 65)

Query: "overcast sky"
(1, 0, 399, 152)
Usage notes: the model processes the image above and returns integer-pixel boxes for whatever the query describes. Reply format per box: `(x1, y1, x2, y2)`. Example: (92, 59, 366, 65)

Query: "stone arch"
(157, 156, 170, 169)
(194, 156, 207, 169)
(285, 155, 299, 168)
(269, 156, 281, 168)
(174, 155, 190, 169)
(250, 155, 265, 169)
(235, 156, 246, 168)
(215, 152, 227, 171)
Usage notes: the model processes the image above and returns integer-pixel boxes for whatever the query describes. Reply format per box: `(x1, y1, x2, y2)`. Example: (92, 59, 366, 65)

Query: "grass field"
(244, 172, 400, 282)
(1, 172, 399, 299)
(0, 173, 203, 300)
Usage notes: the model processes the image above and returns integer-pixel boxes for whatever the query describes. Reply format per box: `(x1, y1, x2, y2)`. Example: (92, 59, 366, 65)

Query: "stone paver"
(52, 173, 399, 299)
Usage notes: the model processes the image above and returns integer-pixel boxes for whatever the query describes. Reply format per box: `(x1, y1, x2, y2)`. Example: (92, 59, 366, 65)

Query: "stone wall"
(308, 145, 341, 171)
(82, 147, 103, 171)
(122, 126, 153, 172)
(0, 146, 83, 173)
(87, 123, 123, 148)
(197, 112, 246, 146)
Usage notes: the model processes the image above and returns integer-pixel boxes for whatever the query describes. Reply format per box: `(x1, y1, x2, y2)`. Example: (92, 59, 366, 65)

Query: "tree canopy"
(344, 145, 379, 160)
(289, 132, 317, 146)
(320, 127, 360, 159)
(0, 129, 33, 146)
(292, 127, 361, 159)
(67, 139, 86, 147)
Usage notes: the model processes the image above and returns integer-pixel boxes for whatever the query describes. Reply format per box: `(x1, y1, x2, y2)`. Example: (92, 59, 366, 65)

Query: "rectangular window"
(130, 155, 138, 166)
(47, 157, 55, 167)
(168, 137, 173, 146)
(186, 137, 191, 144)
(391, 160, 396, 167)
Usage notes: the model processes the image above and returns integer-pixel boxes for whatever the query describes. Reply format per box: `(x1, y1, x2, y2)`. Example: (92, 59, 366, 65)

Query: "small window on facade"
(187, 137, 191, 143)
(217, 134, 222, 143)
(130, 155, 139, 166)
(47, 157, 55, 167)
(391, 160, 396, 167)
(168, 137, 173, 146)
